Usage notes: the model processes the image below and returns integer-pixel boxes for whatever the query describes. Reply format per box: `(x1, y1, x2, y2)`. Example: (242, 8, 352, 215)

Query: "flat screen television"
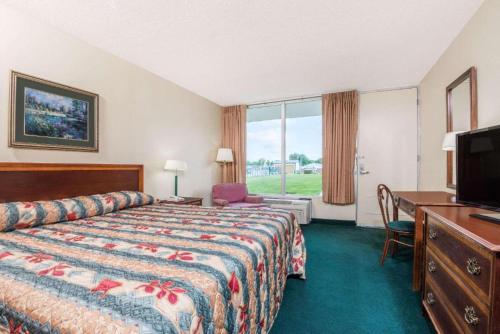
(456, 125, 500, 211)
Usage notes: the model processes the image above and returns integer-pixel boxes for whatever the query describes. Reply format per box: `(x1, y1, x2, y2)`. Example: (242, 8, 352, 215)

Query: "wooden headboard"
(0, 163, 144, 203)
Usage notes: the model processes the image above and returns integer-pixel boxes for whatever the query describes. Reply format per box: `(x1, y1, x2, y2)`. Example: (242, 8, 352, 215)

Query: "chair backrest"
(212, 183, 248, 203)
(377, 184, 398, 228)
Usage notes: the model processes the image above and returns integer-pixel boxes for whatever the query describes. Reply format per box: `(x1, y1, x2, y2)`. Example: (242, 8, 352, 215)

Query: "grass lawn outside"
(246, 173, 322, 196)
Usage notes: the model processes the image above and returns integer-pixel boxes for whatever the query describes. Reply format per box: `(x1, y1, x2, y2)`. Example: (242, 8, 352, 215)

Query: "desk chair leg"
(391, 232, 399, 257)
(380, 231, 391, 265)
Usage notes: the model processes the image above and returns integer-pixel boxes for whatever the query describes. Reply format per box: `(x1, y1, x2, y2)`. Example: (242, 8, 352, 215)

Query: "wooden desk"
(393, 191, 462, 291)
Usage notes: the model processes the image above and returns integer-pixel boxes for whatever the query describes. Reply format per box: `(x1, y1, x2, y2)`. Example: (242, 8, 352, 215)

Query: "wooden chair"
(377, 184, 415, 265)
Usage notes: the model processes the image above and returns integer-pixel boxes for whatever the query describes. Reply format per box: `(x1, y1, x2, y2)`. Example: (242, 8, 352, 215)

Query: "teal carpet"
(271, 224, 434, 334)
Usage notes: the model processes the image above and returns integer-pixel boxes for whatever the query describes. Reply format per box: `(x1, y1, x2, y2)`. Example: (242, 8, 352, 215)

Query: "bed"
(0, 163, 306, 334)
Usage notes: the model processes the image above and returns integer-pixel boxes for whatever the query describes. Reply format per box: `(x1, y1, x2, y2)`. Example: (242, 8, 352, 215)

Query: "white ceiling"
(2, 0, 483, 106)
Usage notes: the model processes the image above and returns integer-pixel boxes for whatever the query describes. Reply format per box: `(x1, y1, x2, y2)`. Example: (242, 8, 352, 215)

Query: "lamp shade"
(216, 148, 233, 162)
(164, 160, 187, 171)
(442, 131, 466, 151)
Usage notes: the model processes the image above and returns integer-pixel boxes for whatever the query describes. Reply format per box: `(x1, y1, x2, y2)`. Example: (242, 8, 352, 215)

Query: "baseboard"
(309, 218, 356, 226)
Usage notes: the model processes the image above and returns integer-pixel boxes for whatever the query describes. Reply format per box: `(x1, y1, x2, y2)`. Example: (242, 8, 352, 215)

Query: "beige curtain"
(221, 105, 246, 183)
(322, 90, 359, 204)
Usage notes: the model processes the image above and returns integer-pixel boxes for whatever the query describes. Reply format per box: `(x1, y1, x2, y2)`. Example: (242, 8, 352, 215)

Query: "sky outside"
(247, 115, 322, 162)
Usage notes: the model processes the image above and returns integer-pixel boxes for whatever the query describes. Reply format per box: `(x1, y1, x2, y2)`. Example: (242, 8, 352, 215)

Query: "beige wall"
(0, 4, 221, 203)
(312, 196, 356, 221)
(419, 0, 500, 190)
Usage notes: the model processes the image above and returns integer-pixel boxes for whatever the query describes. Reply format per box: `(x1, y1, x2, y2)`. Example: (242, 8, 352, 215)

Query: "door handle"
(358, 162, 369, 175)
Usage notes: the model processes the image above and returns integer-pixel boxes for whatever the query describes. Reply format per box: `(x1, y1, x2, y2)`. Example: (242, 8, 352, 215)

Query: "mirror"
(446, 67, 477, 188)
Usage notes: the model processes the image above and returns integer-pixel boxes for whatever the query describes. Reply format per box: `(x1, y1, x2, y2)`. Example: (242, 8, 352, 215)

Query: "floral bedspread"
(0, 203, 306, 334)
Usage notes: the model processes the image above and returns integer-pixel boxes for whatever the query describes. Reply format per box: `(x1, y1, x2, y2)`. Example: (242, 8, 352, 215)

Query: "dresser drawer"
(424, 280, 461, 334)
(426, 248, 490, 333)
(427, 216, 492, 299)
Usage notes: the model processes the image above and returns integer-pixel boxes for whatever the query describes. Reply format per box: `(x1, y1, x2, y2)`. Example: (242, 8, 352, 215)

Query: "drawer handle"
(426, 292, 435, 305)
(464, 306, 479, 326)
(429, 229, 438, 240)
(466, 258, 481, 276)
(427, 260, 437, 273)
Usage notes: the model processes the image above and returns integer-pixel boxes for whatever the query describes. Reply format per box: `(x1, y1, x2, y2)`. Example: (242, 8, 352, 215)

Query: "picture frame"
(9, 71, 99, 152)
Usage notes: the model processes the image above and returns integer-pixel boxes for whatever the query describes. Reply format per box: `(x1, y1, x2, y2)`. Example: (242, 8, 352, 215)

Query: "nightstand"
(159, 197, 203, 206)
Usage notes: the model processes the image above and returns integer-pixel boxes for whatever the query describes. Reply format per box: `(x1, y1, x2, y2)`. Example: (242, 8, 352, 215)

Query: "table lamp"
(164, 160, 187, 196)
(216, 148, 233, 182)
(216, 148, 233, 163)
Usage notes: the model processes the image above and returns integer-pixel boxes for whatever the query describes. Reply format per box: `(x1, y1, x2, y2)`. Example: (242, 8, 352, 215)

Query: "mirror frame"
(446, 66, 478, 189)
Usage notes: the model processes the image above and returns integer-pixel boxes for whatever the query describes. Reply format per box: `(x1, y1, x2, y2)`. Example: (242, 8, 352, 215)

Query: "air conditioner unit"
(263, 198, 312, 225)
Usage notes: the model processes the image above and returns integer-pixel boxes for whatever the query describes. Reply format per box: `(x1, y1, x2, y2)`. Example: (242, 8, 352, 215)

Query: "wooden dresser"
(422, 206, 500, 334)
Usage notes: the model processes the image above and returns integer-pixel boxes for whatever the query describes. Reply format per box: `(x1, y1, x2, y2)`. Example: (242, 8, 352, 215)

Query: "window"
(246, 103, 282, 194)
(246, 98, 322, 196)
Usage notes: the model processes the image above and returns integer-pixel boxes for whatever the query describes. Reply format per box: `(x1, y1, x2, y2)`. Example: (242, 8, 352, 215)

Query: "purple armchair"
(212, 183, 266, 208)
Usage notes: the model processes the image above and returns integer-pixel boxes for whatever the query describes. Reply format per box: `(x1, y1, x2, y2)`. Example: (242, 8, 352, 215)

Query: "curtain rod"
(245, 85, 418, 107)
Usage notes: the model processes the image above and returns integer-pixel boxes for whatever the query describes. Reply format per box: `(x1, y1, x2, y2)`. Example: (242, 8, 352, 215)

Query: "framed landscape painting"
(9, 71, 99, 152)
